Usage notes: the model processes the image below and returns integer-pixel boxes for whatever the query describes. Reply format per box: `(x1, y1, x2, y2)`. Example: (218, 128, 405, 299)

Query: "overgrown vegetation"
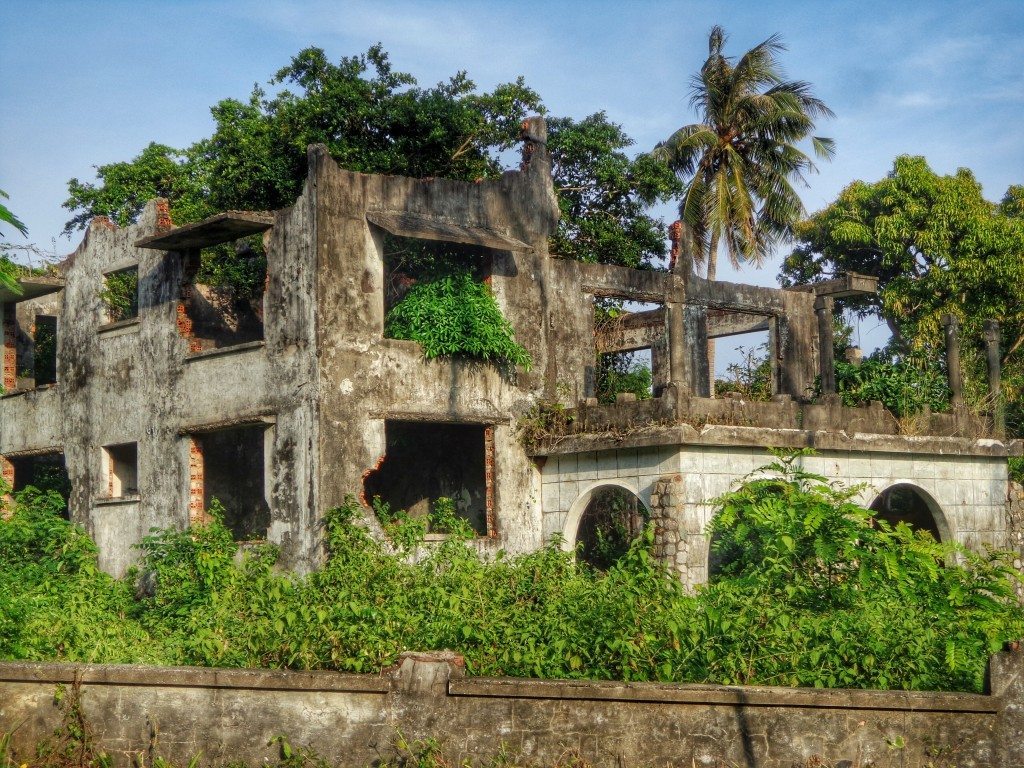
(834, 358, 951, 418)
(385, 268, 531, 369)
(1, 453, 1021, 692)
(715, 343, 772, 401)
(595, 353, 652, 404)
(782, 156, 1024, 436)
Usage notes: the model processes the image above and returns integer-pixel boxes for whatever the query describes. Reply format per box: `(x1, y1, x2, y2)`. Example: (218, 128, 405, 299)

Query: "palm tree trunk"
(706, 230, 719, 397)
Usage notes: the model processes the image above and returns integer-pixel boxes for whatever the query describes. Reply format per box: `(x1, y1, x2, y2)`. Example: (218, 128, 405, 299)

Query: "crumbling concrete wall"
(0, 194, 321, 576)
(4, 651, 1024, 767)
(309, 119, 558, 556)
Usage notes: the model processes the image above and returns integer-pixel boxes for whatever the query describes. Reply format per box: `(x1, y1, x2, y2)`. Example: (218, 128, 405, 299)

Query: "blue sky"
(2, 0, 1022, 358)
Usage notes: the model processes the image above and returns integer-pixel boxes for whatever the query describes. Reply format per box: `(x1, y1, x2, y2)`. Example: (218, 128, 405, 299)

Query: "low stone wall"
(3, 650, 1024, 767)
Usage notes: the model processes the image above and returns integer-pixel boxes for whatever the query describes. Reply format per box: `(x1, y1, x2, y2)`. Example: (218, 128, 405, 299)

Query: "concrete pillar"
(666, 300, 688, 408)
(941, 314, 964, 408)
(650, 337, 670, 397)
(984, 319, 1004, 436)
(815, 296, 836, 396)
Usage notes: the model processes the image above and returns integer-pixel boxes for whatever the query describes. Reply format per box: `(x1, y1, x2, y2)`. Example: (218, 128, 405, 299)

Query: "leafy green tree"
(548, 113, 681, 268)
(781, 156, 1024, 417)
(0, 188, 28, 295)
(652, 26, 834, 278)
(63, 46, 542, 235)
(62, 47, 675, 271)
(63, 144, 192, 234)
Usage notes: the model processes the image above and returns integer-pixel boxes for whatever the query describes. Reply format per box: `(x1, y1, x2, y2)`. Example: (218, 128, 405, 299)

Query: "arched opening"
(570, 484, 650, 570)
(869, 483, 947, 541)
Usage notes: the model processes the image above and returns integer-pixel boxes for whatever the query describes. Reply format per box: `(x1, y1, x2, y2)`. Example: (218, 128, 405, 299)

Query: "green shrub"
(1, 458, 1021, 693)
(834, 358, 950, 417)
(595, 354, 652, 404)
(385, 268, 531, 370)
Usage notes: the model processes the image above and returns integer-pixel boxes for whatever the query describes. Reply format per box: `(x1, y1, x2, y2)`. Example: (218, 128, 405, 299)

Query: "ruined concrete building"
(1, 117, 1018, 582)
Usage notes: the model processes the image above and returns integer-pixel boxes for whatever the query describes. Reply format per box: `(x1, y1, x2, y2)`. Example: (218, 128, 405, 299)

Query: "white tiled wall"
(541, 444, 1009, 587)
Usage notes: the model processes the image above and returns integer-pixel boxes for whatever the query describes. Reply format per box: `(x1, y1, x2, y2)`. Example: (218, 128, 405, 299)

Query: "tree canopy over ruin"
(61, 45, 680, 271)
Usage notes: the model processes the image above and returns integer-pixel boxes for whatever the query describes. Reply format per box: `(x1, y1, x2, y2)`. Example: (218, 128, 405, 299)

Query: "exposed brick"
(188, 437, 206, 525)
(155, 200, 174, 233)
(484, 426, 496, 538)
(2, 302, 16, 392)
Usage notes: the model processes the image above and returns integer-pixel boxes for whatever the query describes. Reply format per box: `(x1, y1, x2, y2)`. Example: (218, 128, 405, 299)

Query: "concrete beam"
(576, 262, 673, 303)
(595, 308, 665, 353)
(788, 271, 879, 298)
(0, 277, 64, 303)
(706, 309, 770, 339)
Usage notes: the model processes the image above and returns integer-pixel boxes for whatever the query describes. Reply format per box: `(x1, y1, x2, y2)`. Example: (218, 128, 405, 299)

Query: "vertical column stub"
(984, 319, 1005, 437)
(814, 295, 836, 396)
(941, 314, 964, 408)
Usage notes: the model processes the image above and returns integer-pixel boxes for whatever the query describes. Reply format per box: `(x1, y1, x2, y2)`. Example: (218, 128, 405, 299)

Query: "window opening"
(196, 424, 270, 541)
(593, 298, 663, 402)
(101, 266, 139, 323)
(179, 239, 265, 351)
(379, 233, 528, 369)
(363, 420, 491, 536)
(33, 315, 57, 386)
(104, 443, 138, 498)
(709, 314, 771, 401)
(9, 452, 70, 517)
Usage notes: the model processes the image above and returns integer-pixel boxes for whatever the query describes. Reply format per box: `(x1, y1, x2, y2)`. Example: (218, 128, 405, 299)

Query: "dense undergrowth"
(0, 454, 1021, 693)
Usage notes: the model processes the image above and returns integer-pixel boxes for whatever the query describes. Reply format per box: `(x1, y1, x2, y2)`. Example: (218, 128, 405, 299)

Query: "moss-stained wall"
(3, 651, 1024, 767)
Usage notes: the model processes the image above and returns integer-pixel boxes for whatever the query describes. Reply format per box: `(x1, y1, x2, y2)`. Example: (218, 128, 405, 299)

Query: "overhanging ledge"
(135, 211, 274, 251)
(0, 277, 64, 303)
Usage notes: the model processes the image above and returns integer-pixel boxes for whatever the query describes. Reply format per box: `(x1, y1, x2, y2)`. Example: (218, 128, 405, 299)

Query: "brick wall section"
(176, 287, 203, 353)
(650, 474, 683, 577)
(484, 426, 496, 537)
(2, 302, 16, 392)
(187, 437, 206, 525)
(0, 456, 13, 517)
(154, 200, 173, 233)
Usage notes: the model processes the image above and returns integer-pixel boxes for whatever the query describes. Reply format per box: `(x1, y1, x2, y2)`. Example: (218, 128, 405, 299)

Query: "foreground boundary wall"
(2, 650, 1024, 767)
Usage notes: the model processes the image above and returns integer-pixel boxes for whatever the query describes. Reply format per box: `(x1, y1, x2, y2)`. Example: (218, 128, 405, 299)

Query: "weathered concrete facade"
(1, 116, 1019, 578)
(4, 650, 1024, 767)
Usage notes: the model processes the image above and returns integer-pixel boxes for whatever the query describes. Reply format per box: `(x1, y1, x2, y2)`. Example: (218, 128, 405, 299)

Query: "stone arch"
(562, 480, 649, 568)
(869, 482, 952, 542)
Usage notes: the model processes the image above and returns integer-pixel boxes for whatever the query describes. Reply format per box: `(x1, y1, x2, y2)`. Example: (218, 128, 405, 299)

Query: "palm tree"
(0, 188, 28, 295)
(653, 26, 834, 390)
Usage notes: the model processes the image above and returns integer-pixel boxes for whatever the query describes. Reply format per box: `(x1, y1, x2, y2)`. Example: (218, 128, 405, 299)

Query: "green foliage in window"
(196, 239, 267, 299)
(595, 354, 652, 404)
(385, 268, 531, 370)
(33, 319, 57, 386)
(100, 268, 138, 322)
(716, 343, 772, 401)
